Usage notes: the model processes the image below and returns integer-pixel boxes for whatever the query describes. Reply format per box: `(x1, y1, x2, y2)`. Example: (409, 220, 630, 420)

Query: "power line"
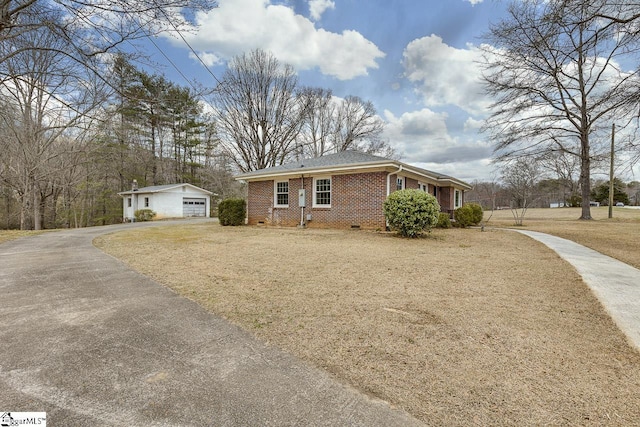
(150, 0, 223, 87)
(144, 35, 201, 93)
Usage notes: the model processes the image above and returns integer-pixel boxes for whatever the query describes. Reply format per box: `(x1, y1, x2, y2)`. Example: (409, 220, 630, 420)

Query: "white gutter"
(235, 162, 399, 181)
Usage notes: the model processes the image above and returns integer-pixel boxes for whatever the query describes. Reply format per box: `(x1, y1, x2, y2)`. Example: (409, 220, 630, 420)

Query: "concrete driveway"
(0, 220, 421, 426)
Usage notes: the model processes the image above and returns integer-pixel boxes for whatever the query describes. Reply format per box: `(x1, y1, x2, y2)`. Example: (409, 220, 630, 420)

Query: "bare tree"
(0, 13, 106, 229)
(212, 49, 308, 172)
(538, 149, 582, 206)
(0, 0, 215, 66)
(332, 96, 386, 153)
(482, 0, 640, 220)
(468, 179, 503, 211)
(298, 88, 389, 158)
(501, 159, 541, 225)
(298, 87, 336, 157)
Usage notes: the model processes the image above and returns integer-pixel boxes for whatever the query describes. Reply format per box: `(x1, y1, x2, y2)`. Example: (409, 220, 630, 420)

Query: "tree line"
(0, 25, 389, 230)
(468, 156, 640, 211)
(3, 0, 640, 229)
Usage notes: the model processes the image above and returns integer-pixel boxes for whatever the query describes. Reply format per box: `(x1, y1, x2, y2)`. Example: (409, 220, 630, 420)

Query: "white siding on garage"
(120, 184, 211, 220)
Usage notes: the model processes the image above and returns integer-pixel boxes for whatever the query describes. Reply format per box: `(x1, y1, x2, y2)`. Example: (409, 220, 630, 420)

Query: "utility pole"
(608, 123, 615, 219)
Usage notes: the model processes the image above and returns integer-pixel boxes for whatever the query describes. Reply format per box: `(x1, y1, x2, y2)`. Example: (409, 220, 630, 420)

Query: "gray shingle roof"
(235, 151, 390, 178)
(234, 150, 472, 189)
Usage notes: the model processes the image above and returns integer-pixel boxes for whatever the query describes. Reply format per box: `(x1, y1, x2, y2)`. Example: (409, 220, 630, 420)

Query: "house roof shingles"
(235, 150, 472, 189)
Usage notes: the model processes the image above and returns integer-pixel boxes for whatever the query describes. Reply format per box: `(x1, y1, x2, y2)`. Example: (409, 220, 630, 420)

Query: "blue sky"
(143, 0, 512, 181)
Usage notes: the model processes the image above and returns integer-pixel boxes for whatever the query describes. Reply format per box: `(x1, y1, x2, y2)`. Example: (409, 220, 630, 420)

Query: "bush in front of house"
(383, 189, 440, 238)
(134, 209, 156, 222)
(453, 203, 483, 228)
(468, 203, 484, 224)
(436, 212, 451, 228)
(218, 198, 246, 226)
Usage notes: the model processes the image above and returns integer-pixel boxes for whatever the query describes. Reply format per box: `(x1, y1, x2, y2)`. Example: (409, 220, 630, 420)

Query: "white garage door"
(183, 198, 206, 217)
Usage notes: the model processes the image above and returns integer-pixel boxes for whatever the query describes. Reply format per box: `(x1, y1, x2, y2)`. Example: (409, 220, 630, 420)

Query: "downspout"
(386, 165, 403, 197)
(300, 174, 305, 227)
(386, 165, 403, 229)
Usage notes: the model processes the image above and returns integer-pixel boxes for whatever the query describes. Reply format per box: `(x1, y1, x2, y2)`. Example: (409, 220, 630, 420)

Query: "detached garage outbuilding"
(119, 183, 212, 221)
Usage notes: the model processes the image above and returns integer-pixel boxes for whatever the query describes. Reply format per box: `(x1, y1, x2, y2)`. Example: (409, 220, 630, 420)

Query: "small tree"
(501, 159, 539, 226)
(383, 189, 440, 238)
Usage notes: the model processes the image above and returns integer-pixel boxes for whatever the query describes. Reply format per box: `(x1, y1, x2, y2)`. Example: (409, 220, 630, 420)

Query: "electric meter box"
(298, 189, 306, 207)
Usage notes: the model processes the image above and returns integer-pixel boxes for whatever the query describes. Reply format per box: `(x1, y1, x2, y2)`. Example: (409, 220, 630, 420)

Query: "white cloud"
(466, 0, 483, 5)
(309, 0, 335, 21)
(463, 117, 483, 132)
(383, 108, 493, 180)
(190, 51, 221, 67)
(177, 0, 384, 80)
(402, 34, 490, 116)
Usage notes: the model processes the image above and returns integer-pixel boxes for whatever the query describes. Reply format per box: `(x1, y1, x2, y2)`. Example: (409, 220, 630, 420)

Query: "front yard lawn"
(95, 224, 640, 426)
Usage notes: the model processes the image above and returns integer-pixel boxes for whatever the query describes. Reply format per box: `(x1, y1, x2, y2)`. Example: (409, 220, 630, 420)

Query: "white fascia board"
(118, 183, 212, 196)
(235, 162, 400, 181)
(235, 161, 472, 189)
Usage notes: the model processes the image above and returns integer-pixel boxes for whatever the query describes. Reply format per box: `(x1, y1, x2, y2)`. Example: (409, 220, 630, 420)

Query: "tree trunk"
(33, 190, 42, 230)
(579, 134, 592, 220)
(151, 119, 157, 185)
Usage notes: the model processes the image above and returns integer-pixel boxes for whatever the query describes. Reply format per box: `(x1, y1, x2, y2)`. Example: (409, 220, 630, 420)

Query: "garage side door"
(183, 198, 206, 217)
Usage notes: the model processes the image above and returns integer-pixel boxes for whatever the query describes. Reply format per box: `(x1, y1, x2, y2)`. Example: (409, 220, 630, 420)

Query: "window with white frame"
(419, 182, 428, 192)
(313, 177, 331, 207)
(127, 197, 132, 207)
(454, 190, 462, 209)
(144, 197, 149, 208)
(396, 177, 404, 191)
(274, 181, 289, 207)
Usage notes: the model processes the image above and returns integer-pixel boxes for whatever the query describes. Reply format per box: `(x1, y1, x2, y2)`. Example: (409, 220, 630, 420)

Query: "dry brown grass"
(95, 223, 640, 426)
(485, 207, 640, 269)
(0, 230, 48, 244)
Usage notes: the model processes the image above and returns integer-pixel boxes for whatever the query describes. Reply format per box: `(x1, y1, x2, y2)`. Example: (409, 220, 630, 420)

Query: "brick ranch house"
(234, 151, 472, 230)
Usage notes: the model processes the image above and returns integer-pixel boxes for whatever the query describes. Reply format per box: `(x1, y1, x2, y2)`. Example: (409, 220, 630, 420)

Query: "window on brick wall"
(313, 177, 331, 207)
(274, 181, 289, 207)
(396, 177, 404, 191)
(454, 189, 462, 209)
(419, 182, 428, 192)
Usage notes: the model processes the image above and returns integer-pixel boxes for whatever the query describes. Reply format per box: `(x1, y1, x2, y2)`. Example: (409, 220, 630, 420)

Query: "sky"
(141, 0, 512, 182)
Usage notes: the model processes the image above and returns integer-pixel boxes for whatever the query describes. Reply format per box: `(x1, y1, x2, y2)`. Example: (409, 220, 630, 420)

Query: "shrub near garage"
(383, 189, 440, 237)
(218, 198, 246, 226)
(134, 209, 156, 222)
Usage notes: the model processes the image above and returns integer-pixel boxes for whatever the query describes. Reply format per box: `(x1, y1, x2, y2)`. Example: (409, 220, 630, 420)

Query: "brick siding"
(247, 172, 462, 228)
(247, 172, 388, 229)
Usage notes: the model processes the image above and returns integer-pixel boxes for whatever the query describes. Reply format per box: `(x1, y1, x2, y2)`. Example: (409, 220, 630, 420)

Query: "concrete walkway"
(514, 229, 640, 352)
(0, 220, 421, 426)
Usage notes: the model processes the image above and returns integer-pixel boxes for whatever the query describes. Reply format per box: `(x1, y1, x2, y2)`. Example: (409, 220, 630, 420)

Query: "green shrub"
(454, 203, 483, 228)
(468, 203, 484, 225)
(134, 209, 156, 222)
(436, 212, 451, 228)
(218, 198, 246, 226)
(383, 189, 440, 238)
